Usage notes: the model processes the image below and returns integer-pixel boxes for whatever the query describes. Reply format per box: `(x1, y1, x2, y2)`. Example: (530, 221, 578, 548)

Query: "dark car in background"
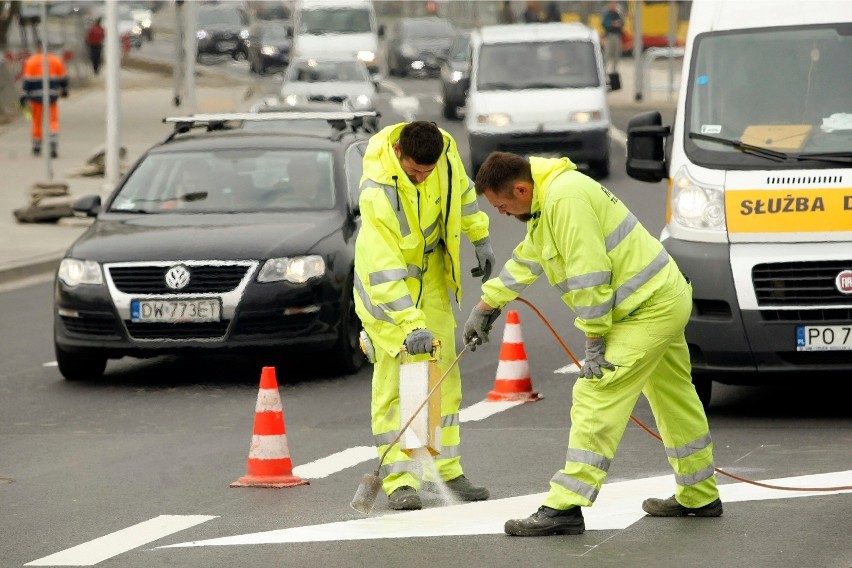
(53, 112, 376, 381)
(247, 20, 292, 74)
(385, 16, 456, 77)
(196, 3, 251, 62)
(439, 30, 470, 120)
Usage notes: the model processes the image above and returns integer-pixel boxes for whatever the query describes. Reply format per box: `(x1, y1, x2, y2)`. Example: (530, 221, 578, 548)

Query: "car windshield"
(476, 41, 599, 90)
(449, 34, 470, 61)
(405, 19, 455, 39)
(686, 23, 852, 168)
(288, 59, 367, 82)
(263, 23, 290, 40)
(198, 8, 244, 27)
(109, 149, 336, 213)
(299, 8, 371, 34)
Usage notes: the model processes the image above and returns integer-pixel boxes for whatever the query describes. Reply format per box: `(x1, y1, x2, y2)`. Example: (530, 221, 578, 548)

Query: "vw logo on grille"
(836, 269, 852, 294)
(165, 265, 191, 290)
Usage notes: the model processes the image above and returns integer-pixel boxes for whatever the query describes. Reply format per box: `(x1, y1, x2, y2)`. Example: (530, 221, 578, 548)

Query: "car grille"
(308, 95, 347, 103)
(753, 260, 852, 308)
(60, 314, 121, 337)
(125, 321, 230, 340)
(108, 265, 249, 294)
(231, 312, 319, 337)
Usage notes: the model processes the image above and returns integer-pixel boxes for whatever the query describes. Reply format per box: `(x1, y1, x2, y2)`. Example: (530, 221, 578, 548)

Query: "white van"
(465, 23, 617, 178)
(291, 0, 383, 76)
(625, 0, 852, 406)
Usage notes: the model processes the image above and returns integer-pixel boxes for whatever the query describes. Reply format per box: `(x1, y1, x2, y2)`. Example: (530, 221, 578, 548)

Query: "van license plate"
(131, 299, 221, 323)
(796, 325, 852, 351)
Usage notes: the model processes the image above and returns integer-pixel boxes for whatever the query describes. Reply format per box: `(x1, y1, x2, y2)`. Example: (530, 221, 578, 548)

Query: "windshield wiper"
(688, 132, 788, 162)
(479, 82, 520, 91)
(795, 151, 852, 165)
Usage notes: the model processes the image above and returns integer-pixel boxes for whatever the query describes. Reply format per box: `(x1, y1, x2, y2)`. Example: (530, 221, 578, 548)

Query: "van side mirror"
(607, 72, 621, 92)
(625, 111, 670, 183)
(378, 24, 385, 37)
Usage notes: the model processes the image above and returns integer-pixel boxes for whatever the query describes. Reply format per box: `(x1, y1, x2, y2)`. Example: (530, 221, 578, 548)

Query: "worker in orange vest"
(21, 40, 69, 158)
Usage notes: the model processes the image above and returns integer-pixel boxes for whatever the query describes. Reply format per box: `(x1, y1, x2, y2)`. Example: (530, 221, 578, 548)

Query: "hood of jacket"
(529, 155, 577, 216)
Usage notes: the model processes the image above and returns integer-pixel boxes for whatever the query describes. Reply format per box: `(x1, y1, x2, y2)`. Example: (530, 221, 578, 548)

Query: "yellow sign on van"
(726, 188, 852, 233)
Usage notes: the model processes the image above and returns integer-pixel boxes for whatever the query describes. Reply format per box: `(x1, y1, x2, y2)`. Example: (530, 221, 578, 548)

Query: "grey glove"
(579, 336, 615, 379)
(463, 306, 501, 351)
(471, 238, 496, 282)
(404, 328, 434, 355)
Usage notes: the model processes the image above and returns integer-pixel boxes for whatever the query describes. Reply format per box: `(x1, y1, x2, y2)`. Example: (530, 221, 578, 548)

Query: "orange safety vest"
(21, 52, 68, 104)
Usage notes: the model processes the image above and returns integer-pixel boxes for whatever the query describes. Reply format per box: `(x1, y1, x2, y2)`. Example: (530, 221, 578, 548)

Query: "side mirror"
(607, 72, 621, 92)
(625, 111, 670, 183)
(377, 24, 385, 37)
(73, 194, 102, 217)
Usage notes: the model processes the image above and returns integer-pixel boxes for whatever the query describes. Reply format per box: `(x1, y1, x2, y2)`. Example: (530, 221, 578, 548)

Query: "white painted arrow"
(159, 470, 852, 548)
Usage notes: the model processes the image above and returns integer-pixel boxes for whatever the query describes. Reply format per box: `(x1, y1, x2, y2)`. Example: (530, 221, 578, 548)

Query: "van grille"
(753, 260, 852, 307)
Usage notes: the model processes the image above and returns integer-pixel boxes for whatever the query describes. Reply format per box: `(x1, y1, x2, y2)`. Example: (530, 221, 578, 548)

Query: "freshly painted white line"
(389, 96, 420, 122)
(554, 362, 582, 374)
(43, 361, 58, 367)
(159, 470, 852, 547)
(610, 125, 627, 148)
(293, 446, 377, 479)
(26, 515, 217, 566)
(380, 80, 405, 97)
(291, 401, 526, 480)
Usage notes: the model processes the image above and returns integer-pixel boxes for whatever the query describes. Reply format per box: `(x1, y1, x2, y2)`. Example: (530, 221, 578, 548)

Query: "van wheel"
(589, 159, 610, 180)
(328, 277, 366, 375)
(55, 344, 107, 382)
(692, 374, 712, 410)
(442, 103, 456, 120)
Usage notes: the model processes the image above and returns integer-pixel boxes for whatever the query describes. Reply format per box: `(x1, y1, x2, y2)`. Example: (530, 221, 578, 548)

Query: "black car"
(53, 111, 376, 381)
(385, 16, 456, 77)
(247, 20, 292, 75)
(196, 4, 251, 61)
(439, 30, 470, 120)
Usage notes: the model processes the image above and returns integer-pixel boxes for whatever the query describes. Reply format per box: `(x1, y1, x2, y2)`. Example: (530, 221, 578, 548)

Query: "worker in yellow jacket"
(464, 152, 721, 536)
(354, 121, 494, 510)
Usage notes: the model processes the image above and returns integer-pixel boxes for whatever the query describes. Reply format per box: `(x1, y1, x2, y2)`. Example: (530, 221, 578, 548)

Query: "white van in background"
(625, 0, 852, 407)
(291, 0, 383, 76)
(465, 23, 617, 179)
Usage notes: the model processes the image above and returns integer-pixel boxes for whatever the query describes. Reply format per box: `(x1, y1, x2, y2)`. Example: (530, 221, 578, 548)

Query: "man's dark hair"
(475, 152, 533, 196)
(398, 121, 444, 166)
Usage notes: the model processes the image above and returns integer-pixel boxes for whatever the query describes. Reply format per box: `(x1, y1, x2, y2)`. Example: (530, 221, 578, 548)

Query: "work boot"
(32, 147, 41, 157)
(388, 486, 422, 511)
(642, 495, 723, 517)
(504, 505, 585, 537)
(443, 475, 489, 501)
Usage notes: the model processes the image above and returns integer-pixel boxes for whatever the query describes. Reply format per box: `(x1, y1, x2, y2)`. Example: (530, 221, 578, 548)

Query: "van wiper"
(479, 82, 519, 91)
(688, 132, 788, 162)
(522, 81, 565, 89)
(795, 151, 852, 165)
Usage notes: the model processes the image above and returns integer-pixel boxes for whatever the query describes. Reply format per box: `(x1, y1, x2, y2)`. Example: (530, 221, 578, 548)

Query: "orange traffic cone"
(486, 310, 542, 402)
(230, 366, 309, 488)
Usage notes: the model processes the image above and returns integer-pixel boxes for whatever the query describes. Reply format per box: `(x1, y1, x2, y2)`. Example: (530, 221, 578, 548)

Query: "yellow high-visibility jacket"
(482, 156, 680, 337)
(354, 123, 490, 356)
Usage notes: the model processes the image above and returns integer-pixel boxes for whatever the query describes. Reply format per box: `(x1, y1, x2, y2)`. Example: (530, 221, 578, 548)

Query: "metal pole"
(103, 0, 121, 192)
(183, 0, 196, 112)
(668, 0, 676, 101)
(173, 0, 184, 106)
(39, 0, 51, 180)
(633, 0, 644, 102)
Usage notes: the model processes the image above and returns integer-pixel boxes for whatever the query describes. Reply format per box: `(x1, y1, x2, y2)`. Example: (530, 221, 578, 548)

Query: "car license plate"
(131, 299, 221, 323)
(218, 41, 236, 51)
(796, 325, 852, 351)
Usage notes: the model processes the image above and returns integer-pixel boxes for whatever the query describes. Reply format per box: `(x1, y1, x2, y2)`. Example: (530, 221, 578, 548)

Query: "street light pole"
(103, 0, 121, 191)
(39, 0, 51, 180)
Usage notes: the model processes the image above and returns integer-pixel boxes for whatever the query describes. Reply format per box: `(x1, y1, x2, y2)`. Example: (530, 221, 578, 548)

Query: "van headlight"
(477, 113, 511, 126)
(357, 50, 375, 64)
(258, 256, 325, 283)
(58, 259, 103, 287)
(284, 94, 307, 106)
(261, 46, 279, 56)
(569, 110, 603, 123)
(350, 94, 373, 110)
(671, 166, 726, 230)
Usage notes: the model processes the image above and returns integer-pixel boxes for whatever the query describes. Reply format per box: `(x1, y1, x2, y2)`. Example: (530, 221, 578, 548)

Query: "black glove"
(404, 328, 434, 355)
(579, 336, 615, 379)
(463, 306, 501, 351)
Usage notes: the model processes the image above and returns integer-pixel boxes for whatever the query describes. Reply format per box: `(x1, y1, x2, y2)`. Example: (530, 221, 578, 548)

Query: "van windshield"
(686, 23, 852, 168)
(476, 41, 599, 91)
(299, 8, 371, 34)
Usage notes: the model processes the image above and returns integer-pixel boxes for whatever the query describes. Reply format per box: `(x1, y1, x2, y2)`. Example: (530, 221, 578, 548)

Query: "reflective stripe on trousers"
(370, 247, 464, 495)
(543, 279, 720, 510)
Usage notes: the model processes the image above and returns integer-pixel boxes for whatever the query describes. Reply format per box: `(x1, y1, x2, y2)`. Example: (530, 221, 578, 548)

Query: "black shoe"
(642, 495, 723, 517)
(50, 150, 58, 159)
(32, 148, 41, 156)
(505, 505, 585, 537)
(388, 486, 422, 510)
(443, 475, 489, 501)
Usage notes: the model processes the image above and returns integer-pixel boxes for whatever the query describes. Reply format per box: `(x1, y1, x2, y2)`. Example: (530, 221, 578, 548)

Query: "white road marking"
(389, 96, 420, 122)
(26, 515, 217, 566)
(610, 125, 627, 148)
(292, 401, 526, 480)
(43, 361, 58, 367)
(554, 362, 582, 374)
(159, 470, 852, 547)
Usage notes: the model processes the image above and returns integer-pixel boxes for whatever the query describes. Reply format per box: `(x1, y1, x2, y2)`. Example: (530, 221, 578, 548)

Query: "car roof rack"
(162, 111, 379, 142)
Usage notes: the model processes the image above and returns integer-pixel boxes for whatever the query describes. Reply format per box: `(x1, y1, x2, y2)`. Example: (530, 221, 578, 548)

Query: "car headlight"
(140, 18, 151, 29)
(132, 24, 142, 35)
(258, 256, 326, 283)
(283, 94, 307, 106)
(261, 46, 278, 56)
(350, 94, 372, 110)
(671, 165, 726, 230)
(196, 30, 208, 40)
(400, 44, 416, 58)
(569, 110, 603, 123)
(357, 50, 375, 64)
(239, 29, 250, 40)
(477, 113, 511, 126)
(58, 258, 103, 287)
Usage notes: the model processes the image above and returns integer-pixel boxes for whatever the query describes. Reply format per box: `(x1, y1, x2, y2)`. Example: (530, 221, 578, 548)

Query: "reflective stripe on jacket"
(481, 156, 676, 337)
(355, 123, 490, 356)
(22, 53, 68, 104)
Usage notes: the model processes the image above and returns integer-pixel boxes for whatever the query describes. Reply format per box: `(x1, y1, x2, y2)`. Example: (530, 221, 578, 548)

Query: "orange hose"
(513, 296, 852, 493)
